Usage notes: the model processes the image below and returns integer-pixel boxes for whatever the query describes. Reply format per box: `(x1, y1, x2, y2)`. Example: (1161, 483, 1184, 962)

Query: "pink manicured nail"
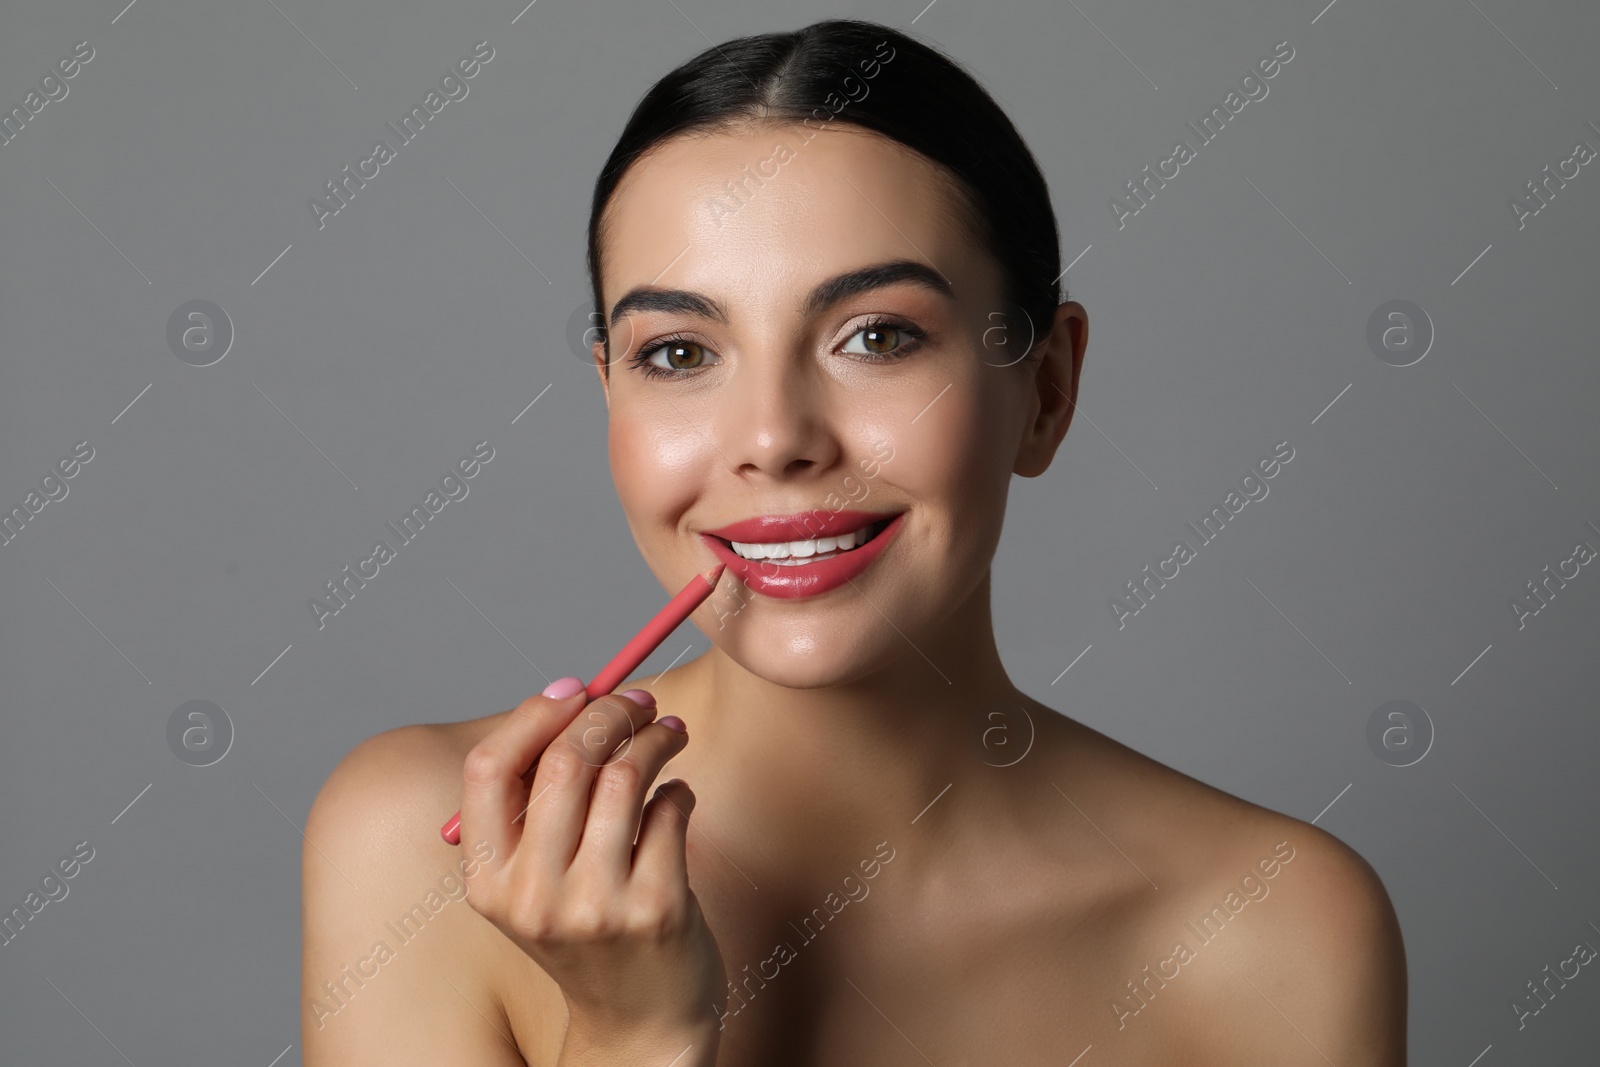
(658, 715, 687, 734)
(542, 676, 586, 699)
(620, 688, 656, 709)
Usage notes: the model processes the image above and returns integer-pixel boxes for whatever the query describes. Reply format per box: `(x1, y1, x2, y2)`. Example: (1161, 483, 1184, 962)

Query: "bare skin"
(302, 121, 1407, 1065)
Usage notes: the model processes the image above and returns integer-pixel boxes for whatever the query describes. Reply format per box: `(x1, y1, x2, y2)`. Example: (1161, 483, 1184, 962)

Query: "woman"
(302, 18, 1406, 1065)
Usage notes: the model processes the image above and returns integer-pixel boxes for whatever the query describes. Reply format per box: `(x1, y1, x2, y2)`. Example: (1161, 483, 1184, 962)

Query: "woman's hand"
(457, 678, 727, 1061)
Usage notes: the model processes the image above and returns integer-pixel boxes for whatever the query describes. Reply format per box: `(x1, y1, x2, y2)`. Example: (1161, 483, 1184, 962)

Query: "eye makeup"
(625, 313, 930, 380)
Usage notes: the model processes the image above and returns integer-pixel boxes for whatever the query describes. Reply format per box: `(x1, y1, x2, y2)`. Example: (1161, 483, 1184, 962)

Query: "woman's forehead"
(598, 123, 989, 316)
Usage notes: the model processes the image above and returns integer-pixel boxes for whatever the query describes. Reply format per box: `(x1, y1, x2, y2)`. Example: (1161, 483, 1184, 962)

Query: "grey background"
(2, 0, 1596, 1062)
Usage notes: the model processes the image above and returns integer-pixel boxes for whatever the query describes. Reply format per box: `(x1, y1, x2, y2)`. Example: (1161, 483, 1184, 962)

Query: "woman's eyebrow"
(608, 258, 954, 329)
(799, 259, 954, 317)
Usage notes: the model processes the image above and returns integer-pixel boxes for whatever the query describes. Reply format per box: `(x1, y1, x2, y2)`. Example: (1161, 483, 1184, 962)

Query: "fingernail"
(620, 688, 656, 709)
(542, 676, 586, 699)
(658, 715, 687, 734)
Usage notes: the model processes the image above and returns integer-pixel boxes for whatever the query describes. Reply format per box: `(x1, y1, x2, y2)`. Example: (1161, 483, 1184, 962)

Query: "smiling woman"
(302, 17, 1407, 1067)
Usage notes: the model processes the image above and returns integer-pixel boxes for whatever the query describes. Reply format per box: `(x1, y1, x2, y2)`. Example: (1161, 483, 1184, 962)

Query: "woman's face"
(594, 121, 1067, 689)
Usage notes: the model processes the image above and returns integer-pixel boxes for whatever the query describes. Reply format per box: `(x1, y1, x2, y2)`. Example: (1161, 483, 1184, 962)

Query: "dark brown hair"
(587, 17, 1064, 368)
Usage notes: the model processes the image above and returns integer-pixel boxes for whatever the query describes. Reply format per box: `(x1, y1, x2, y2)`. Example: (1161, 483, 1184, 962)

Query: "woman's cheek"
(609, 414, 704, 514)
(888, 389, 986, 497)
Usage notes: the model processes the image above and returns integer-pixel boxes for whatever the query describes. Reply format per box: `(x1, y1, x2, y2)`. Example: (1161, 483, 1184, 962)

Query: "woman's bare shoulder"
(1163, 809, 1408, 1065)
(301, 712, 533, 1064)
(306, 683, 657, 855)
(1036, 706, 1322, 845)
(1033, 709, 1406, 1063)
(306, 712, 509, 853)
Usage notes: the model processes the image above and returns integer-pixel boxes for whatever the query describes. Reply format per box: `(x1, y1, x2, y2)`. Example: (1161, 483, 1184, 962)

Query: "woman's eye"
(630, 321, 923, 378)
(639, 339, 717, 374)
(841, 321, 922, 359)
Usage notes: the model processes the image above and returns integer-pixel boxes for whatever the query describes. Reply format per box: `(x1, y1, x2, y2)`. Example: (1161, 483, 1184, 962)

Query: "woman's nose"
(714, 352, 840, 481)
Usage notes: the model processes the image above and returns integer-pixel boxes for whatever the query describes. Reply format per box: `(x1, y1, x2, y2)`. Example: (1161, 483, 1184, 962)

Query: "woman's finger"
(574, 717, 690, 881)
(629, 777, 696, 898)
(522, 691, 659, 880)
(458, 679, 588, 867)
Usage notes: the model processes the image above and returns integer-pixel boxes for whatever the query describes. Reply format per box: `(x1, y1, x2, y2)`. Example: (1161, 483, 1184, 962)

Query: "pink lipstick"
(699, 509, 905, 599)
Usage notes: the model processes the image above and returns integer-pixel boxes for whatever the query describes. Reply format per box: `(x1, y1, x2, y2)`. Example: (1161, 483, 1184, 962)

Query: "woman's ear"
(1013, 301, 1087, 479)
(592, 339, 611, 411)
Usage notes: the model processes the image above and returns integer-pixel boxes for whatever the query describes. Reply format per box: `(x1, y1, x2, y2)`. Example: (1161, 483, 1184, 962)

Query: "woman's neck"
(662, 570, 1029, 873)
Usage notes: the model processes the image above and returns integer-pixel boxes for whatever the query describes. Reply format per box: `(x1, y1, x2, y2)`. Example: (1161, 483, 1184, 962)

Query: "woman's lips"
(700, 509, 897, 543)
(699, 512, 906, 600)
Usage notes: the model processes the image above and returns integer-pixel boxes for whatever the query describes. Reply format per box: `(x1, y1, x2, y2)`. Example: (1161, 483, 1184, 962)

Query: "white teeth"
(730, 524, 872, 562)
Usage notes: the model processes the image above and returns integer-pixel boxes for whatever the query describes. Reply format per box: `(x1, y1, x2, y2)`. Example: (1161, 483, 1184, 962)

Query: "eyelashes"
(626, 334, 707, 380)
(625, 315, 929, 381)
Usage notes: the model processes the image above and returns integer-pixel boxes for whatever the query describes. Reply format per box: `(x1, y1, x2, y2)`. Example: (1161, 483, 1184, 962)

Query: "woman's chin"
(720, 621, 937, 690)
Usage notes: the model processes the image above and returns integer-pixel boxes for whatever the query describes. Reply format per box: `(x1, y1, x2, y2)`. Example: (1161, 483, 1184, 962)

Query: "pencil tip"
(702, 562, 727, 584)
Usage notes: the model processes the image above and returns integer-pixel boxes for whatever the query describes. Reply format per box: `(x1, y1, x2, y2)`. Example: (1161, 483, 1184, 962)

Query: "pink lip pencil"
(439, 562, 727, 845)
